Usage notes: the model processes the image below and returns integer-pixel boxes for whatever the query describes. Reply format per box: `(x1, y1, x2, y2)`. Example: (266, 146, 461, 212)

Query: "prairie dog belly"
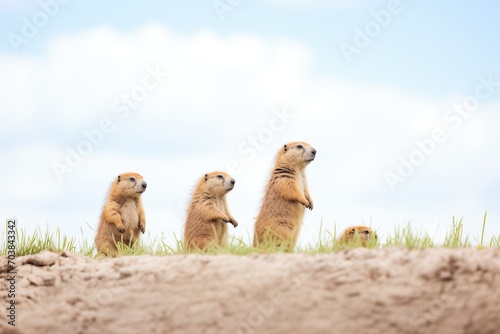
(121, 200, 139, 230)
(297, 174, 305, 193)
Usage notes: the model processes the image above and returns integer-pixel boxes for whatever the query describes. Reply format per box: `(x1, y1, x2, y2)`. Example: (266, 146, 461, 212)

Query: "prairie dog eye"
(217, 175, 224, 180)
(296, 144, 304, 149)
(129, 177, 136, 182)
(363, 230, 370, 235)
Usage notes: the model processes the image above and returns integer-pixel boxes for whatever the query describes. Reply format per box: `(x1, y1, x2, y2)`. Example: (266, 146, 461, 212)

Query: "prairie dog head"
(203, 171, 235, 196)
(114, 172, 147, 197)
(278, 142, 317, 169)
(344, 226, 377, 246)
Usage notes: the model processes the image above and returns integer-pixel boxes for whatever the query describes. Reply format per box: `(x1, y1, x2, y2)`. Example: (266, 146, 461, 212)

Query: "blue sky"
(1, 0, 499, 247)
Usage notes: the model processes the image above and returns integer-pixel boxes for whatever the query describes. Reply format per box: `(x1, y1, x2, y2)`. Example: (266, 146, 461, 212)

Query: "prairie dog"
(253, 141, 316, 250)
(95, 172, 147, 256)
(184, 171, 238, 251)
(339, 226, 377, 247)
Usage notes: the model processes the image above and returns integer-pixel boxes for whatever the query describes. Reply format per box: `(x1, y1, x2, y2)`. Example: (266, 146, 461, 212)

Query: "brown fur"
(184, 171, 238, 251)
(95, 172, 147, 256)
(339, 226, 377, 247)
(253, 141, 316, 250)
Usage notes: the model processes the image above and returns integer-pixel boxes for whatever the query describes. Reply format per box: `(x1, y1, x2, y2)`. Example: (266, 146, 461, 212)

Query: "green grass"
(2, 224, 95, 257)
(1, 214, 499, 257)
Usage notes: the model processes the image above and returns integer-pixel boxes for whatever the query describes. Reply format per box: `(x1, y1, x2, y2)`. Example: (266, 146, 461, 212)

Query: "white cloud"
(0, 24, 312, 130)
(4, 144, 60, 202)
(0, 54, 42, 128)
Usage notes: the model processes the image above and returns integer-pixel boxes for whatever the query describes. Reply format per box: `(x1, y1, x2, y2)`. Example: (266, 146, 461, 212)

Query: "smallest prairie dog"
(254, 141, 316, 250)
(339, 226, 377, 247)
(184, 171, 238, 251)
(95, 172, 147, 256)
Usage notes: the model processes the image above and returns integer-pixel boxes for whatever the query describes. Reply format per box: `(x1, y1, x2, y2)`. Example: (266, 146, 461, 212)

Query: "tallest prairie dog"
(253, 141, 316, 250)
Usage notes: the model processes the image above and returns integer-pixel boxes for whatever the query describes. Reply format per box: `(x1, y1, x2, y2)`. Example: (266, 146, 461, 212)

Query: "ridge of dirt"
(1, 248, 499, 334)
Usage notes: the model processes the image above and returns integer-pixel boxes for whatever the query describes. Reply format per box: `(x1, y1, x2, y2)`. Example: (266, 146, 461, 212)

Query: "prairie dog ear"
(283, 144, 288, 152)
(350, 228, 355, 235)
(117, 175, 121, 183)
(204, 174, 208, 181)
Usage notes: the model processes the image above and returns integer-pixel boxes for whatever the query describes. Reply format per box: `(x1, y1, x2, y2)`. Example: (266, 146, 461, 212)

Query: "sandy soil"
(1, 248, 499, 334)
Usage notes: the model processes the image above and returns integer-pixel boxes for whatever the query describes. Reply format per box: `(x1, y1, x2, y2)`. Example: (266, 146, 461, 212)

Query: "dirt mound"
(1, 248, 499, 334)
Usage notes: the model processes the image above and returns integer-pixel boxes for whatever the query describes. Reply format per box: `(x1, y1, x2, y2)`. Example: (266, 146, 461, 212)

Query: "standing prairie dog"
(339, 226, 377, 247)
(95, 172, 147, 256)
(253, 141, 316, 250)
(184, 171, 238, 251)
